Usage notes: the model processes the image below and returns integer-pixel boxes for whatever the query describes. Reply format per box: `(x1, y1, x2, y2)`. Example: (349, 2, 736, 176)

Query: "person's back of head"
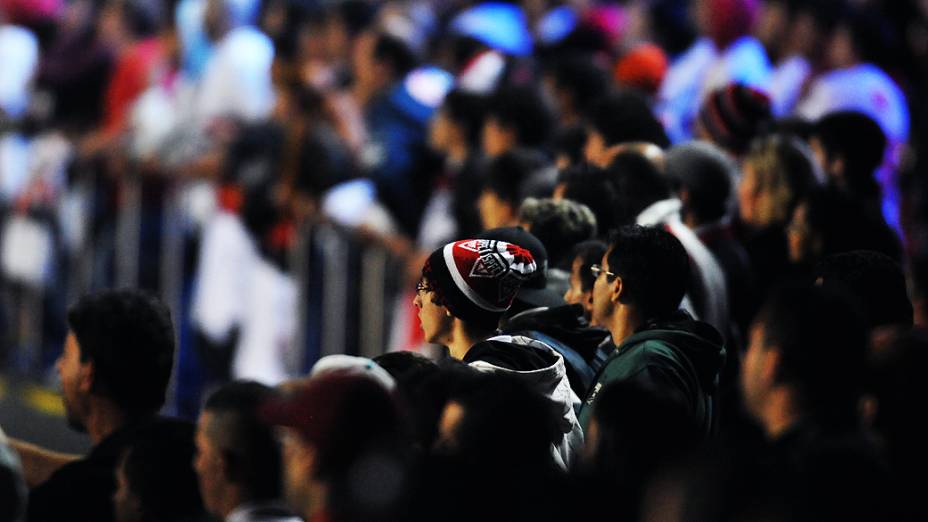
(483, 85, 553, 154)
(752, 283, 868, 428)
(201, 381, 284, 504)
(519, 197, 597, 269)
(434, 89, 488, 152)
(580, 380, 700, 520)
(117, 419, 205, 522)
(665, 141, 737, 226)
(586, 89, 670, 151)
(811, 110, 885, 202)
(814, 251, 912, 330)
(740, 133, 819, 228)
(605, 225, 690, 321)
(606, 151, 672, 226)
(479, 150, 546, 229)
(436, 372, 561, 470)
(66, 289, 175, 420)
(559, 164, 619, 236)
(547, 53, 610, 119)
(373, 352, 441, 449)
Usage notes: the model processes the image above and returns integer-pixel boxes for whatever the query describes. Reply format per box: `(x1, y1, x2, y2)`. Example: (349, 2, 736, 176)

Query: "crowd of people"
(2, 0, 928, 520)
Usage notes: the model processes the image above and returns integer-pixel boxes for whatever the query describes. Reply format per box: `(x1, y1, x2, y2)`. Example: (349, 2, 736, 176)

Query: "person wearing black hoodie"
(579, 225, 726, 437)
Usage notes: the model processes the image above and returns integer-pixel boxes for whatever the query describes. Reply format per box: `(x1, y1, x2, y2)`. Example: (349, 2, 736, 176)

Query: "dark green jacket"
(579, 313, 726, 437)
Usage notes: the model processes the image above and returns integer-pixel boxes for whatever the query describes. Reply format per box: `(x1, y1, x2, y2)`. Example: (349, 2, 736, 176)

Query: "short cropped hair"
(606, 225, 689, 320)
(519, 198, 597, 268)
(203, 381, 283, 501)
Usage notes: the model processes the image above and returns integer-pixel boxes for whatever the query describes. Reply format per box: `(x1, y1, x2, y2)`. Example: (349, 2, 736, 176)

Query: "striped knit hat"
(699, 83, 772, 155)
(423, 239, 536, 328)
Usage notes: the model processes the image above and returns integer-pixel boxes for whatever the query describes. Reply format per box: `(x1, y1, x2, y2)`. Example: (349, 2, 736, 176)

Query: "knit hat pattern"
(424, 239, 536, 327)
(699, 83, 772, 155)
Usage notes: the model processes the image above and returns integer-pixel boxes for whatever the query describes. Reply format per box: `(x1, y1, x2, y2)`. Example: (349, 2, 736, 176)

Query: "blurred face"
(584, 129, 609, 168)
(428, 109, 455, 154)
(193, 413, 225, 516)
(113, 457, 142, 522)
(755, 1, 789, 53)
(737, 163, 761, 226)
(741, 323, 774, 421)
(564, 257, 594, 320)
(478, 189, 514, 230)
(56, 333, 91, 432)
(590, 251, 617, 329)
(281, 428, 315, 513)
(786, 202, 811, 264)
(826, 25, 856, 69)
(204, 0, 229, 43)
(434, 401, 465, 453)
(413, 278, 454, 346)
(481, 117, 514, 158)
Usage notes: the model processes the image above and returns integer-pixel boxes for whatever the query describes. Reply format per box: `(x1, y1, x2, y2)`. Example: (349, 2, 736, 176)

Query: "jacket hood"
(624, 311, 726, 391)
(465, 335, 580, 431)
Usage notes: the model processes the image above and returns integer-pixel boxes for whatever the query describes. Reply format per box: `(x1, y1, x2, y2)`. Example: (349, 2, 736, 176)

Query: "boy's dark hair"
(373, 352, 442, 449)
(560, 164, 619, 236)
(203, 381, 283, 501)
(486, 86, 554, 149)
(482, 150, 544, 206)
(571, 239, 608, 292)
(441, 90, 488, 149)
(519, 198, 597, 269)
(755, 283, 868, 427)
(606, 225, 689, 320)
(812, 111, 885, 201)
(122, 419, 205, 522)
(373, 33, 418, 78)
(800, 188, 901, 262)
(843, 5, 898, 70)
(815, 251, 912, 329)
(442, 372, 561, 468)
(67, 290, 175, 418)
(548, 54, 609, 115)
(587, 90, 670, 148)
(554, 125, 588, 167)
(665, 141, 736, 224)
(605, 151, 671, 226)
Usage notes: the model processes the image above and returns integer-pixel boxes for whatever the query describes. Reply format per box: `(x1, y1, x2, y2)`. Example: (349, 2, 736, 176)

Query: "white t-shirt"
(0, 25, 38, 119)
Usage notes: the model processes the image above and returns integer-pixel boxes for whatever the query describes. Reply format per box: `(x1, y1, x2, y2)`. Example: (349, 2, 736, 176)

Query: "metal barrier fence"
(0, 170, 408, 418)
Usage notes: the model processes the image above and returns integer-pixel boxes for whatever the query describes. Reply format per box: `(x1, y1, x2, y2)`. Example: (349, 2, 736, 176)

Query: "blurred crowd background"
(0, 0, 926, 416)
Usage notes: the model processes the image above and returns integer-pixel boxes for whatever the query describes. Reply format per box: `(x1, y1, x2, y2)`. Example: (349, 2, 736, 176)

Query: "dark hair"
(373, 352, 442, 449)
(203, 381, 283, 501)
(117, 0, 161, 39)
(815, 251, 912, 329)
(441, 90, 488, 149)
(548, 54, 609, 116)
(584, 380, 700, 521)
(485, 86, 554, 149)
(519, 198, 597, 269)
(67, 290, 175, 418)
(799, 188, 901, 263)
(373, 33, 418, 78)
(605, 151, 671, 226)
(812, 111, 885, 202)
(842, 5, 899, 70)
(441, 372, 561, 468)
(560, 164, 619, 236)
(754, 283, 867, 427)
(606, 225, 689, 320)
(122, 419, 205, 522)
(587, 90, 670, 148)
(554, 125, 588, 168)
(482, 150, 544, 205)
(665, 141, 736, 224)
(647, 0, 698, 56)
(571, 239, 608, 292)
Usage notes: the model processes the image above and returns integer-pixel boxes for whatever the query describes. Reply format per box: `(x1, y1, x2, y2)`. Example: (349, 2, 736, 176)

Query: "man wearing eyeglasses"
(578, 225, 726, 438)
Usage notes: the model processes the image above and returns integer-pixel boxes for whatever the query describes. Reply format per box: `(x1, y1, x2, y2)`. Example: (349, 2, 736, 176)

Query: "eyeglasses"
(590, 264, 617, 280)
(416, 280, 434, 294)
